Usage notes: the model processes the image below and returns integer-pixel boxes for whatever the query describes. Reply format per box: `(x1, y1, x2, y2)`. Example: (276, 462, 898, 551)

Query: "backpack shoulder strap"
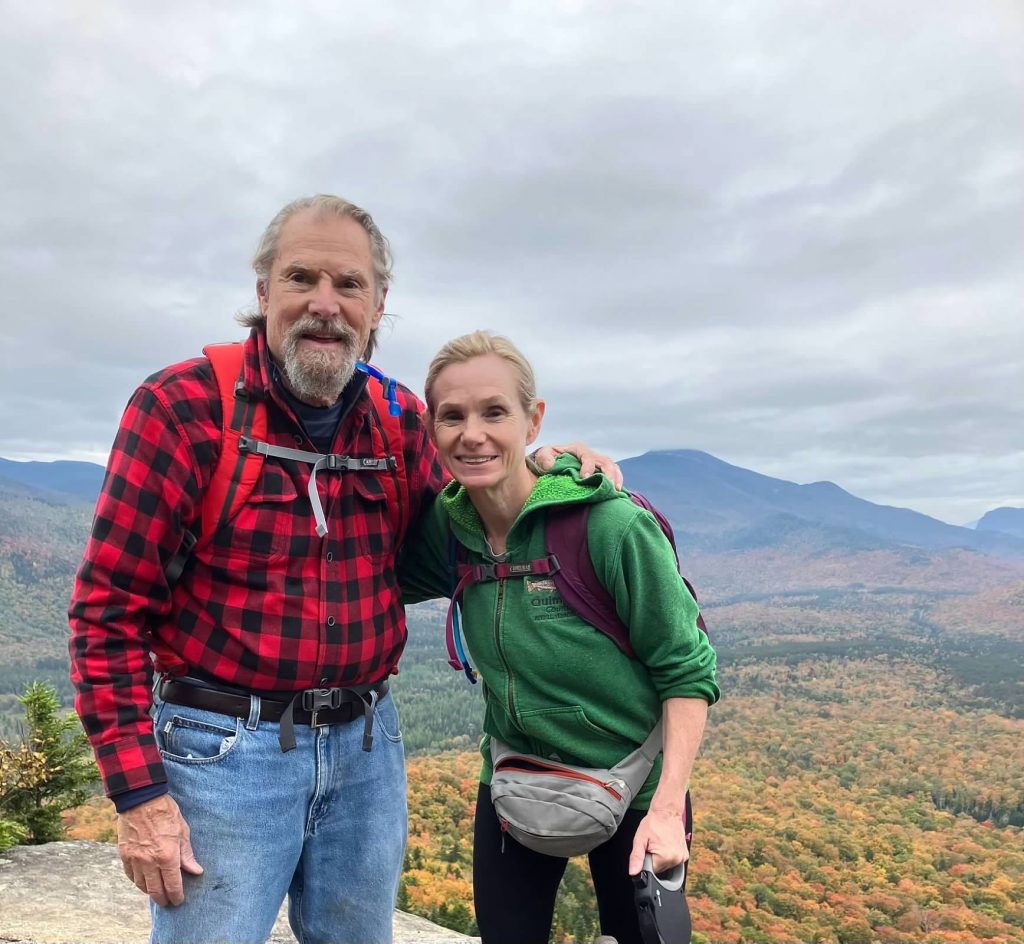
(628, 492, 678, 557)
(621, 492, 708, 636)
(546, 493, 709, 653)
(545, 504, 635, 657)
(445, 533, 478, 683)
(444, 533, 559, 683)
(362, 366, 409, 538)
(165, 342, 266, 585)
(198, 342, 267, 545)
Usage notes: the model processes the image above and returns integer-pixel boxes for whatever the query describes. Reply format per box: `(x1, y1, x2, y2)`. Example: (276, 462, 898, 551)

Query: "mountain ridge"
(0, 457, 105, 505)
(621, 449, 1024, 559)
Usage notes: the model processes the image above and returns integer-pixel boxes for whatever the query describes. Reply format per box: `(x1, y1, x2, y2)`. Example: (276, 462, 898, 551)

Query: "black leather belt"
(158, 677, 389, 753)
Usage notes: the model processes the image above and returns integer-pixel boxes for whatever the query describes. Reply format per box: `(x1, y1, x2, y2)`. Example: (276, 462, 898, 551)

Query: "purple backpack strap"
(545, 505, 635, 657)
(627, 494, 707, 634)
(545, 497, 709, 649)
(444, 533, 559, 681)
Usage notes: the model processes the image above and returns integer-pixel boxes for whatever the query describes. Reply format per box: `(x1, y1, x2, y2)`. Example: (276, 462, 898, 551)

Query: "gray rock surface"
(0, 842, 475, 944)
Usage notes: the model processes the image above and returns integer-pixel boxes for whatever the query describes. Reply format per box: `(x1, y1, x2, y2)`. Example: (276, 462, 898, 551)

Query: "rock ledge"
(0, 842, 474, 944)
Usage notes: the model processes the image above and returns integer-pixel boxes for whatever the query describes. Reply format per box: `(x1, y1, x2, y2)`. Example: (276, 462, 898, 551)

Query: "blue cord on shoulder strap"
(356, 361, 402, 416)
(448, 531, 478, 684)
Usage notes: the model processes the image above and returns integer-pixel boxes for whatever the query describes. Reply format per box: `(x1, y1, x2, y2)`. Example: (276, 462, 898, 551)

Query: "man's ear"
(526, 400, 546, 446)
(257, 280, 269, 315)
(373, 286, 387, 328)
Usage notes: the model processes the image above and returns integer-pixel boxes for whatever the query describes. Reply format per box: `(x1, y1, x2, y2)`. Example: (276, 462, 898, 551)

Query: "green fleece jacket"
(399, 455, 720, 808)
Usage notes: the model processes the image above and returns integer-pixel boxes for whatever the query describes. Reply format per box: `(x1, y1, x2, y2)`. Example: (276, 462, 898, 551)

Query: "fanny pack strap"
(490, 717, 664, 798)
(609, 718, 663, 794)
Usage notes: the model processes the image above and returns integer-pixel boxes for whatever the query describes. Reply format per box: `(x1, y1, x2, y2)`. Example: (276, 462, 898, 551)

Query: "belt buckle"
(302, 688, 342, 728)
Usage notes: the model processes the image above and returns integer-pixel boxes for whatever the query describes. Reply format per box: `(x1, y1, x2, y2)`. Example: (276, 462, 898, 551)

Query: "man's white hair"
(237, 194, 393, 361)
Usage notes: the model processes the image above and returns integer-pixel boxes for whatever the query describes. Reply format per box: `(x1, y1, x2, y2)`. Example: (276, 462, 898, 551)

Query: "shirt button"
(327, 616, 335, 626)
(326, 552, 334, 562)
(294, 434, 303, 445)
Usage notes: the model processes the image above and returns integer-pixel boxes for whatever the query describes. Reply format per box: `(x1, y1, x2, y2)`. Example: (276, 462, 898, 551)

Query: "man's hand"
(117, 794, 203, 906)
(533, 443, 624, 489)
(628, 808, 689, 876)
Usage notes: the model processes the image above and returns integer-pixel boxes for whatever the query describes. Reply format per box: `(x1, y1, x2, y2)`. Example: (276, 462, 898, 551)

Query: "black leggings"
(473, 782, 646, 944)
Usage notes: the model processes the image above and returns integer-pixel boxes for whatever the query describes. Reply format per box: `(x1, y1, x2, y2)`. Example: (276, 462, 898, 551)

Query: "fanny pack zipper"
(495, 762, 624, 801)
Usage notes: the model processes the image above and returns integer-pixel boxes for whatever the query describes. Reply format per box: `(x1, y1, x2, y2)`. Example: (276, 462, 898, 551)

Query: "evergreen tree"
(0, 681, 98, 844)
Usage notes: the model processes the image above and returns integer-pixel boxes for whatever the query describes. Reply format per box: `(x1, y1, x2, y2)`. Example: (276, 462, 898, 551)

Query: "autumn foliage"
(63, 652, 1024, 943)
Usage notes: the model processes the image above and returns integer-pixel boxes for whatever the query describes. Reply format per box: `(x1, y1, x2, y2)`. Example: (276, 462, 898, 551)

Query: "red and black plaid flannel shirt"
(69, 329, 445, 799)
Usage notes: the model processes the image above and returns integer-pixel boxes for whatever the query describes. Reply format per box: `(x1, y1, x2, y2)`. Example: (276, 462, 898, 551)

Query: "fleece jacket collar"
(439, 454, 620, 554)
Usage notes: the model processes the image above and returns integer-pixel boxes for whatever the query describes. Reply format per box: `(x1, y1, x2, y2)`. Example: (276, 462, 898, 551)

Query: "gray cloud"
(0, 0, 1021, 523)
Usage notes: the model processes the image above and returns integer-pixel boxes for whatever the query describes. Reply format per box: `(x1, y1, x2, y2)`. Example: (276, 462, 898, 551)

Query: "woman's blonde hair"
(424, 331, 538, 415)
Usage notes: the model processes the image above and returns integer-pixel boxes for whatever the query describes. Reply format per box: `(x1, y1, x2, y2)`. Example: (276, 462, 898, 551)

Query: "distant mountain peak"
(805, 480, 846, 493)
(640, 448, 715, 461)
(977, 507, 1024, 540)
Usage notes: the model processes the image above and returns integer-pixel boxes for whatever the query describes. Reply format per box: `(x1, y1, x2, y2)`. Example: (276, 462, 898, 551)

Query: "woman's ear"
(423, 409, 437, 445)
(526, 400, 546, 446)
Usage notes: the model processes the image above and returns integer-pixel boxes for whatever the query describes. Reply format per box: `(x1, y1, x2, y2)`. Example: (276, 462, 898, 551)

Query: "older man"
(69, 194, 616, 944)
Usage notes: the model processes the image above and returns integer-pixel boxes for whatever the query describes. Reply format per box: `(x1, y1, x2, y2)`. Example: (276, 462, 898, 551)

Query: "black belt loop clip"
(279, 691, 303, 753)
(361, 688, 379, 753)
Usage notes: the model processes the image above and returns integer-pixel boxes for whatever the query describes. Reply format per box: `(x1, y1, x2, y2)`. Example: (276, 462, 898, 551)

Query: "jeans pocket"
(373, 694, 403, 743)
(157, 709, 242, 765)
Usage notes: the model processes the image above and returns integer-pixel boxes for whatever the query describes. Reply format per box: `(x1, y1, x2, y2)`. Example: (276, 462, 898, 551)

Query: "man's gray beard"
(281, 318, 359, 405)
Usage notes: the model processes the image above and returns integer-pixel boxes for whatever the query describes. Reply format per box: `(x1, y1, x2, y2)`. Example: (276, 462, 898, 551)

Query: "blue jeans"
(149, 691, 407, 944)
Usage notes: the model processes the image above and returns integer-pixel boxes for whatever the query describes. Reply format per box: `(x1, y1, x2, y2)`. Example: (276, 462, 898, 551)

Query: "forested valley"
(58, 602, 1024, 943)
(5, 472, 1024, 941)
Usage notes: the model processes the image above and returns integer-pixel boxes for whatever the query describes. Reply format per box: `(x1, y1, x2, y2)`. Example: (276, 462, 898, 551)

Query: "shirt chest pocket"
(208, 465, 300, 565)
(337, 472, 397, 562)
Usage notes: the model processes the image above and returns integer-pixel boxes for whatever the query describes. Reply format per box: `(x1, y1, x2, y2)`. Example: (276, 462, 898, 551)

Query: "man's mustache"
(290, 318, 358, 343)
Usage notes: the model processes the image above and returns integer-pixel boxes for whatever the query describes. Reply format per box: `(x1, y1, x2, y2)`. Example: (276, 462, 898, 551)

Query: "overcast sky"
(1, 0, 1021, 525)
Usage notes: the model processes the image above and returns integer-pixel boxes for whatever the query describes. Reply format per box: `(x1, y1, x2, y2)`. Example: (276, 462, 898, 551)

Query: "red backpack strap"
(362, 364, 410, 539)
(164, 342, 266, 585)
(198, 342, 267, 546)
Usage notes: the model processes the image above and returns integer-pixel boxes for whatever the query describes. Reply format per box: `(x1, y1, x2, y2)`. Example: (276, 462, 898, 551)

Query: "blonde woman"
(400, 331, 719, 944)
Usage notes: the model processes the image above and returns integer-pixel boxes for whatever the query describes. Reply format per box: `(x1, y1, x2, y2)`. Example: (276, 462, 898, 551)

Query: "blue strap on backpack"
(447, 532, 478, 684)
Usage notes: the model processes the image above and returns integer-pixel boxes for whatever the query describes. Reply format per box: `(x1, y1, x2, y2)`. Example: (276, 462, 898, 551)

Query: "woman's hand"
(532, 443, 624, 488)
(628, 807, 689, 876)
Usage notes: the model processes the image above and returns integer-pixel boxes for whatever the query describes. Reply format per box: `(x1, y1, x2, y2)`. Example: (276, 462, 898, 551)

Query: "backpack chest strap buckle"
(456, 555, 560, 585)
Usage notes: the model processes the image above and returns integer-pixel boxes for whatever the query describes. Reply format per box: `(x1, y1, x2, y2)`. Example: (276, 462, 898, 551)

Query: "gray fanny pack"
(489, 719, 663, 858)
